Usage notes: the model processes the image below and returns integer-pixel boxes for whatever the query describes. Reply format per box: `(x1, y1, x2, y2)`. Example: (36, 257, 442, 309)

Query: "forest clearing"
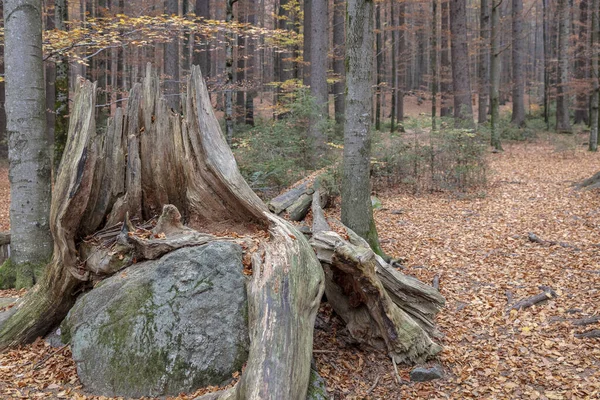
(1, 135, 599, 399)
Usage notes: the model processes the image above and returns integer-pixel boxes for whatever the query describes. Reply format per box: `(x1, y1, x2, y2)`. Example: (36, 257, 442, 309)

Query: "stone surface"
(62, 242, 249, 398)
(409, 365, 444, 382)
(306, 366, 329, 399)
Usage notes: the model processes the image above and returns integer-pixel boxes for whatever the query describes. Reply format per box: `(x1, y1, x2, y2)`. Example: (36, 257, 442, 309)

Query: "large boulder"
(62, 242, 249, 398)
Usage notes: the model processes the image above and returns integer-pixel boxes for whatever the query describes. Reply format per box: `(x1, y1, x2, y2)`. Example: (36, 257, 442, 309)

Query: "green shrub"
(372, 116, 487, 194)
(232, 88, 339, 198)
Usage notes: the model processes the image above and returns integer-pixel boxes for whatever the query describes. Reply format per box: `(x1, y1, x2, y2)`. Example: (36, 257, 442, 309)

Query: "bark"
(556, 0, 572, 133)
(225, 0, 238, 144)
(543, 0, 550, 128)
(575, 0, 589, 125)
(450, 0, 473, 124)
(4, 0, 53, 287)
(491, 0, 503, 151)
(303, 0, 311, 86)
(333, 0, 345, 125)
(195, 0, 211, 77)
(432, 0, 439, 130)
(310, 213, 443, 364)
(375, 4, 382, 131)
(591, 0, 599, 151)
(245, 0, 256, 126)
(479, 0, 490, 124)
(397, 1, 406, 122)
(342, 0, 383, 256)
(508, 286, 558, 311)
(164, 0, 180, 112)
(309, 0, 328, 155)
(441, 0, 452, 117)
(511, 0, 526, 127)
(390, 2, 397, 132)
(54, 0, 69, 170)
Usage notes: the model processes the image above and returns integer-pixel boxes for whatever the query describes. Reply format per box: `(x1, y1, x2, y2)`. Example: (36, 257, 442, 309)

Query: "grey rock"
(410, 365, 444, 382)
(44, 327, 65, 348)
(63, 242, 249, 398)
(306, 367, 329, 400)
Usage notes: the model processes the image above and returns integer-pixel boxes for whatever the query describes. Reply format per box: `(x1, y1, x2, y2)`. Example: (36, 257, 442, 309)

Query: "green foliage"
(0, 259, 15, 290)
(371, 116, 487, 194)
(233, 88, 339, 198)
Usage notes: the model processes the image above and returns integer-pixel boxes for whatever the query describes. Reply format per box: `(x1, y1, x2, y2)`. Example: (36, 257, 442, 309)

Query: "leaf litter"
(1, 139, 599, 399)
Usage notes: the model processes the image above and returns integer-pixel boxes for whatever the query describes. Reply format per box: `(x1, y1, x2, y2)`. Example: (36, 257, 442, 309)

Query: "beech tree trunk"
(432, 0, 439, 130)
(333, 0, 345, 125)
(511, 0, 526, 127)
(491, 0, 503, 151)
(478, 0, 490, 124)
(441, 0, 452, 117)
(574, 0, 589, 125)
(556, 0, 572, 133)
(342, 0, 383, 256)
(449, 0, 474, 124)
(4, 0, 53, 287)
(309, 0, 328, 155)
(591, 0, 599, 151)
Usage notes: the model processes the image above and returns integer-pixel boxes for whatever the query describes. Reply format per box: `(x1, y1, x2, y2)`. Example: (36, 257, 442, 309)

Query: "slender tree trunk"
(556, 0, 572, 133)
(478, 0, 490, 124)
(390, 2, 397, 133)
(225, 0, 238, 144)
(397, 1, 406, 122)
(491, 0, 503, 151)
(309, 0, 328, 156)
(511, 0, 526, 126)
(575, 0, 590, 125)
(195, 0, 211, 77)
(590, 0, 599, 150)
(236, 2, 246, 125)
(303, 0, 311, 86)
(342, 0, 383, 256)
(432, 0, 438, 130)
(245, 0, 256, 126)
(543, 0, 550, 128)
(450, 0, 474, 124)
(441, 0, 452, 117)
(333, 0, 346, 126)
(164, 0, 180, 112)
(375, 3, 382, 131)
(4, 0, 53, 287)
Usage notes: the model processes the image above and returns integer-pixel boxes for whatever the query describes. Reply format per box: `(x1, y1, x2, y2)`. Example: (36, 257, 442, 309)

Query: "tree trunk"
(591, 0, 599, 151)
(164, 0, 180, 112)
(575, 0, 590, 125)
(303, 0, 311, 86)
(375, 3, 382, 131)
(491, 0, 503, 151)
(342, 0, 383, 257)
(4, 0, 53, 287)
(511, 0, 526, 127)
(245, 0, 256, 127)
(556, 0, 572, 133)
(432, 0, 439, 130)
(397, 1, 406, 122)
(195, 0, 211, 77)
(441, 0, 452, 117)
(479, 0, 490, 124)
(225, 0, 238, 144)
(543, 0, 550, 129)
(309, 0, 328, 156)
(390, 2, 397, 132)
(54, 0, 69, 170)
(450, 0, 473, 124)
(333, 0, 346, 126)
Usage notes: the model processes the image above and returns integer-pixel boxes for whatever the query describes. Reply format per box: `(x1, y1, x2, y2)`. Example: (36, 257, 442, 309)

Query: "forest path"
(314, 136, 600, 399)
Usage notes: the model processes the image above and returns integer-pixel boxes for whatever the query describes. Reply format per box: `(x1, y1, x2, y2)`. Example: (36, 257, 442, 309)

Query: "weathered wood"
(288, 193, 313, 221)
(0, 232, 11, 246)
(571, 316, 600, 327)
(575, 171, 600, 190)
(311, 229, 442, 364)
(509, 286, 558, 312)
(269, 182, 310, 214)
(311, 189, 330, 234)
(574, 330, 600, 339)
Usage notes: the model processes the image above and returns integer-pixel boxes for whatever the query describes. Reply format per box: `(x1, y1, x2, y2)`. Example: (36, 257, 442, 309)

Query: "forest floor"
(1, 135, 600, 399)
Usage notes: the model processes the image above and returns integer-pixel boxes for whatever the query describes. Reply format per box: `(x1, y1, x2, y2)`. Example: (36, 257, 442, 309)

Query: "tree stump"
(0, 64, 444, 398)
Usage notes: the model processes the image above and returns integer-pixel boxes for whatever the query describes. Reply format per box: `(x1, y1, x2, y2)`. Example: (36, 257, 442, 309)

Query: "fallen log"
(268, 182, 311, 215)
(572, 316, 600, 327)
(574, 330, 600, 339)
(574, 171, 600, 190)
(508, 286, 558, 312)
